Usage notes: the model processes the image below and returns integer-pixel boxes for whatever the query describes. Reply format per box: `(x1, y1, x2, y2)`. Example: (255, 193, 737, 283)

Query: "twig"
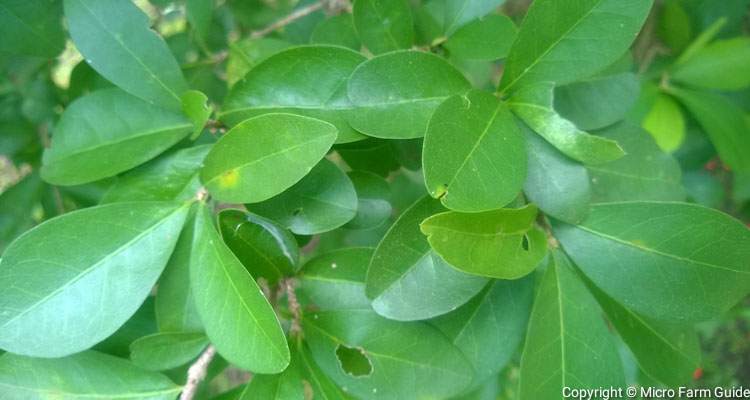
(251, 2, 325, 38)
(180, 345, 217, 400)
(281, 278, 302, 335)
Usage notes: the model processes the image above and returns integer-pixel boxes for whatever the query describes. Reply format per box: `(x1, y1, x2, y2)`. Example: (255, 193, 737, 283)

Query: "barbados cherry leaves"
(2, 0, 750, 398)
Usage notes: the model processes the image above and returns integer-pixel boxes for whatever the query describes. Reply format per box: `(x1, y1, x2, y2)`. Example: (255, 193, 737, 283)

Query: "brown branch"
(281, 278, 302, 335)
(180, 345, 217, 400)
(250, 2, 325, 38)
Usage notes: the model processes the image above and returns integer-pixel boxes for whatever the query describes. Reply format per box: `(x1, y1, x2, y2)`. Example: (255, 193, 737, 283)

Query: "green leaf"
(585, 280, 701, 387)
(669, 87, 750, 172)
(245, 159, 358, 235)
(519, 251, 625, 399)
(239, 351, 305, 400)
(353, 0, 414, 54)
(222, 46, 367, 143)
(444, 15, 517, 61)
(641, 93, 686, 152)
(443, 0, 504, 35)
(421, 205, 547, 279)
(40, 88, 193, 186)
(130, 332, 208, 371)
(303, 308, 474, 399)
(218, 209, 299, 284)
(336, 139, 401, 177)
(673, 17, 726, 66)
(554, 72, 640, 131)
(672, 38, 750, 91)
(346, 171, 392, 230)
(94, 298, 158, 358)
(311, 15, 362, 50)
(201, 113, 337, 203)
(432, 277, 534, 387)
(102, 145, 211, 203)
(298, 247, 374, 312)
(186, 0, 213, 47)
(0, 0, 65, 58)
(0, 351, 181, 399)
(347, 50, 471, 139)
(64, 0, 188, 110)
(294, 339, 352, 400)
(587, 123, 686, 203)
(190, 204, 289, 373)
(509, 82, 625, 165)
(181, 90, 212, 140)
(155, 208, 204, 333)
(226, 38, 292, 87)
(522, 122, 592, 224)
(0, 173, 43, 253)
(423, 89, 526, 212)
(554, 201, 750, 322)
(366, 196, 487, 320)
(499, 0, 653, 93)
(0, 201, 189, 357)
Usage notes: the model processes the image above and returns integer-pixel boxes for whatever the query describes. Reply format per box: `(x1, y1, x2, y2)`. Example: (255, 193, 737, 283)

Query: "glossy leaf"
(181, 90, 212, 140)
(225, 38, 292, 87)
(353, 0, 414, 54)
(432, 277, 534, 386)
(103, 145, 211, 203)
(346, 171, 392, 230)
(421, 205, 547, 279)
(0, 0, 65, 58)
(423, 89, 526, 212)
(509, 82, 625, 165)
(444, 15, 517, 61)
(443, 0, 504, 35)
(41, 88, 193, 186)
(293, 339, 351, 400)
(586, 281, 701, 387)
(303, 308, 474, 399)
(555, 72, 640, 131)
(347, 50, 471, 139)
(155, 208, 203, 333)
(239, 355, 305, 400)
(522, 123, 592, 224)
(366, 196, 487, 321)
(201, 113, 337, 203)
(311, 15, 362, 50)
(672, 38, 750, 90)
(222, 46, 367, 143)
(554, 201, 750, 322)
(129, 332, 208, 371)
(190, 205, 289, 373)
(519, 251, 625, 399)
(64, 0, 188, 110)
(218, 209, 299, 283)
(246, 159, 357, 235)
(499, 0, 653, 92)
(670, 87, 750, 172)
(587, 123, 685, 203)
(642, 93, 686, 153)
(0, 351, 181, 399)
(0, 201, 189, 357)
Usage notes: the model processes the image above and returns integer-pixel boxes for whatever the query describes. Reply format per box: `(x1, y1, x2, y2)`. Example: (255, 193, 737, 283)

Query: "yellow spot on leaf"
(219, 169, 239, 188)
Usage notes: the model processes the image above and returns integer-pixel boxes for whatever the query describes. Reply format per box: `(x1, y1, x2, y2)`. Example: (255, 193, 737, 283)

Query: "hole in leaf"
(335, 344, 373, 377)
(521, 234, 530, 251)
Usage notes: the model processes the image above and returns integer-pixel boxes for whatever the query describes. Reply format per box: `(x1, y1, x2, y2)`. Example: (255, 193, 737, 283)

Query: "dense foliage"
(0, 0, 749, 398)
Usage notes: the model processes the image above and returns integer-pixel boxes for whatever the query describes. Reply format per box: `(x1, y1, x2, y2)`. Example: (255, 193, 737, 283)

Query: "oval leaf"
(554, 201, 750, 321)
(129, 332, 208, 371)
(64, 0, 188, 110)
(346, 171, 392, 230)
(444, 14, 517, 60)
(245, 159, 358, 235)
(41, 88, 193, 186)
(0, 351, 181, 399)
(0, 201, 189, 357)
(222, 46, 367, 143)
(190, 205, 290, 373)
(347, 50, 471, 139)
(353, 0, 414, 54)
(423, 89, 526, 212)
(201, 113, 337, 204)
(366, 196, 487, 321)
(421, 204, 547, 279)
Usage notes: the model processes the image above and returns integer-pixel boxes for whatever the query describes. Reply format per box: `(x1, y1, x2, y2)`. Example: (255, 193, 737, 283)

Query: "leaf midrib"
(0, 205, 186, 330)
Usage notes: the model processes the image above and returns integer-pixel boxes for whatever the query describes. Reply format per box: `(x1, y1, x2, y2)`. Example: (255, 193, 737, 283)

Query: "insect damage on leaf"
(335, 344, 373, 377)
(218, 169, 239, 188)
